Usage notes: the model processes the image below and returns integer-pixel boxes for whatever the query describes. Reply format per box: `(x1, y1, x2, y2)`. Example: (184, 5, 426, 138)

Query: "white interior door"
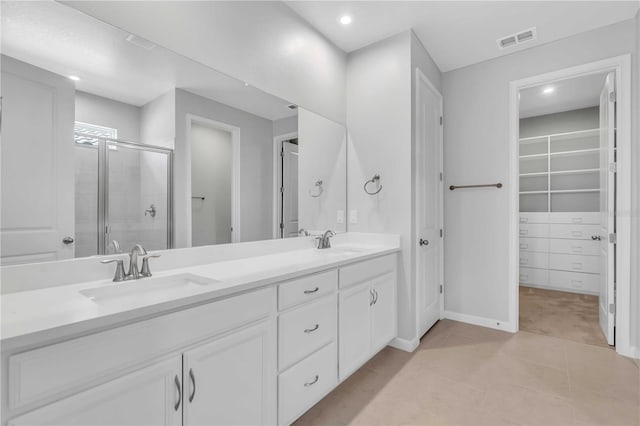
(415, 70, 444, 337)
(0, 56, 75, 265)
(282, 141, 299, 238)
(598, 72, 616, 346)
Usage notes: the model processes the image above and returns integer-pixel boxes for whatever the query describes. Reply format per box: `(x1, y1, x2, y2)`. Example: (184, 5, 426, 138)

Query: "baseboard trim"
(443, 310, 515, 333)
(389, 336, 419, 352)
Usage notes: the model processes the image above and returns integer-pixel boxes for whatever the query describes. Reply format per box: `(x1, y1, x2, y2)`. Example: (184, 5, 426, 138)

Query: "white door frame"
(508, 55, 632, 357)
(186, 114, 241, 244)
(272, 132, 298, 239)
(414, 68, 445, 338)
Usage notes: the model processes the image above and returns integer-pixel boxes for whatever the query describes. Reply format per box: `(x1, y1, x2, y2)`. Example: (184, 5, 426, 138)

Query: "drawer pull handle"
(304, 375, 319, 387)
(304, 324, 320, 333)
(591, 235, 601, 241)
(304, 287, 319, 294)
(373, 289, 378, 305)
(174, 375, 181, 411)
(188, 368, 196, 403)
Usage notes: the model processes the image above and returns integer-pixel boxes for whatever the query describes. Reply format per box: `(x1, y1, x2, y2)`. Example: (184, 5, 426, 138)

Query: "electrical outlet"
(349, 210, 358, 224)
(337, 210, 345, 224)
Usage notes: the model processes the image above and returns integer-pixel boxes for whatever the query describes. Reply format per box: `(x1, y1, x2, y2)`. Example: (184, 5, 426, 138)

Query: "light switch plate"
(337, 210, 345, 224)
(349, 210, 358, 224)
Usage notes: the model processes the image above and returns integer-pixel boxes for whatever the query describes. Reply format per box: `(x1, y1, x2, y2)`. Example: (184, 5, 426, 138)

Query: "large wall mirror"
(0, 1, 347, 266)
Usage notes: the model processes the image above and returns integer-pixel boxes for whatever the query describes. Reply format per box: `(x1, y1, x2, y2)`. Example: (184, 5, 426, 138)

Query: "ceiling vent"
(497, 27, 537, 50)
(125, 34, 156, 50)
(287, 104, 298, 110)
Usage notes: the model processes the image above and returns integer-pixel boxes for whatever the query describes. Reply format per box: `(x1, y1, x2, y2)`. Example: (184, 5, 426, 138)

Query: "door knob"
(419, 238, 429, 246)
(591, 235, 601, 241)
(62, 237, 74, 244)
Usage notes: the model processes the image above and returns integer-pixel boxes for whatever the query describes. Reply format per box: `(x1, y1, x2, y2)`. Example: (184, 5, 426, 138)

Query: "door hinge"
(609, 162, 617, 173)
(609, 233, 616, 244)
(439, 172, 443, 182)
(439, 116, 443, 125)
(609, 91, 616, 102)
(609, 303, 615, 314)
(440, 229, 443, 238)
(279, 223, 284, 230)
(439, 285, 443, 294)
(280, 187, 284, 194)
(280, 149, 284, 157)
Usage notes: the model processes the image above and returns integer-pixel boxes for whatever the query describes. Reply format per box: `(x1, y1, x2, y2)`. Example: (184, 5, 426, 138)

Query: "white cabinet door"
(183, 319, 276, 426)
(9, 357, 182, 426)
(371, 272, 397, 353)
(338, 282, 372, 381)
(1, 56, 75, 265)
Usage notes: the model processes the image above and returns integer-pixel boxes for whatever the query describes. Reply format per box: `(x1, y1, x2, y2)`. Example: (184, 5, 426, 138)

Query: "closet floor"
(519, 286, 609, 348)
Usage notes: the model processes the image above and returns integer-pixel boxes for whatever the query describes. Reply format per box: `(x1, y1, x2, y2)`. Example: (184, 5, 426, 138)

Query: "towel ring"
(309, 180, 323, 198)
(364, 174, 382, 195)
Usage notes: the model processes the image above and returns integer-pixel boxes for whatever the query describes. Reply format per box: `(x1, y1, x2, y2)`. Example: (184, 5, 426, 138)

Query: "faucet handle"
(141, 254, 161, 277)
(101, 258, 127, 282)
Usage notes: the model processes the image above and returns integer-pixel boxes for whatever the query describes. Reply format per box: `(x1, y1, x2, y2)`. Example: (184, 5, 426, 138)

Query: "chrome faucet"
(316, 230, 336, 249)
(127, 244, 147, 279)
(299, 228, 310, 237)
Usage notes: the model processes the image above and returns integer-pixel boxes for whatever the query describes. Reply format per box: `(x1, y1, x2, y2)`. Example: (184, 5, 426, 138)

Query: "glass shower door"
(105, 141, 171, 253)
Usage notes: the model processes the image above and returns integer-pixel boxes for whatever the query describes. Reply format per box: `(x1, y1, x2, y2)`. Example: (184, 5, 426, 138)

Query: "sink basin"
(80, 273, 220, 304)
(320, 246, 371, 255)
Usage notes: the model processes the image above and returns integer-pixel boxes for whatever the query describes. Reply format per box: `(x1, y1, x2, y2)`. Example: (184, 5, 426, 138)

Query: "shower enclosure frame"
(80, 137, 174, 255)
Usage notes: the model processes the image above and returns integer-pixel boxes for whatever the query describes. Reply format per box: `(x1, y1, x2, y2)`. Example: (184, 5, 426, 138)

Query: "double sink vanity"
(1, 233, 400, 425)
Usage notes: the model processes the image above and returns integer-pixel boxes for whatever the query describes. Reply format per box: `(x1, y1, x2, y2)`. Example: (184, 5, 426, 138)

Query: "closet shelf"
(520, 168, 599, 177)
(519, 189, 600, 195)
(520, 148, 599, 159)
(519, 128, 599, 142)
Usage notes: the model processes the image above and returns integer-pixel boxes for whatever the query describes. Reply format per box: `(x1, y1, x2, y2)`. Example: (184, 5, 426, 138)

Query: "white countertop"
(1, 242, 399, 349)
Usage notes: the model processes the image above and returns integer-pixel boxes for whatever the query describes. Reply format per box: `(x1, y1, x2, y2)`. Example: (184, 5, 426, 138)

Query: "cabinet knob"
(62, 236, 74, 244)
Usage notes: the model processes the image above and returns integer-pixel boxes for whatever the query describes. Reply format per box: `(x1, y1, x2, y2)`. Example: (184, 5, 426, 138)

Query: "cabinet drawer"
(548, 212, 599, 225)
(278, 342, 337, 425)
(519, 267, 548, 286)
(519, 251, 548, 269)
(8, 287, 275, 411)
(549, 253, 599, 274)
(339, 254, 396, 289)
(278, 296, 337, 371)
(519, 213, 549, 224)
(519, 224, 548, 238)
(548, 224, 599, 240)
(519, 238, 548, 253)
(549, 270, 599, 294)
(278, 270, 337, 311)
(549, 239, 600, 256)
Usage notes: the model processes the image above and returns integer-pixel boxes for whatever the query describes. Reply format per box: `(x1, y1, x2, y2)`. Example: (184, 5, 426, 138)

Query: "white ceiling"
(519, 72, 607, 118)
(286, 1, 640, 72)
(1, 1, 296, 120)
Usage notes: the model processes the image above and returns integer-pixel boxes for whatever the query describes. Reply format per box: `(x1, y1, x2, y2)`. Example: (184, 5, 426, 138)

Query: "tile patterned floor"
(519, 286, 608, 347)
(294, 320, 640, 425)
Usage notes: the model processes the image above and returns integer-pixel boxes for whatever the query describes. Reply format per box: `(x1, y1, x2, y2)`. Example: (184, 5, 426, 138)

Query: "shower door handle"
(62, 237, 74, 244)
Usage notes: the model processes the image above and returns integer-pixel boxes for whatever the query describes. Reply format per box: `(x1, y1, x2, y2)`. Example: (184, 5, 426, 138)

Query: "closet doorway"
(509, 56, 632, 356)
(273, 133, 299, 239)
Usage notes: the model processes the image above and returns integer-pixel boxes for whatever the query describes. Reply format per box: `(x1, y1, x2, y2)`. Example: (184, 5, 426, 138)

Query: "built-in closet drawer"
(278, 342, 337, 425)
(548, 212, 599, 225)
(549, 270, 599, 294)
(518, 224, 548, 238)
(549, 239, 599, 256)
(519, 251, 548, 269)
(278, 295, 337, 371)
(548, 224, 599, 240)
(278, 270, 338, 311)
(519, 213, 549, 224)
(549, 253, 599, 274)
(519, 237, 549, 253)
(519, 267, 548, 286)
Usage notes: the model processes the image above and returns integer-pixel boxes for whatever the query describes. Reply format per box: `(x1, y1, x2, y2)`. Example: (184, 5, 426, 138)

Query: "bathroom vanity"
(1, 235, 399, 425)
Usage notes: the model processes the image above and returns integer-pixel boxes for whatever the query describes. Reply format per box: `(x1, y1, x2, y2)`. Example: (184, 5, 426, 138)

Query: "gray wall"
(75, 91, 141, 142)
(519, 107, 599, 138)
(634, 10, 640, 357)
(273, 115, 298, 137)
(65, 1, 347, 124)
(140, 90, 176, 148)
(174, 89, 273, 248)
(441, 19, 637, 337)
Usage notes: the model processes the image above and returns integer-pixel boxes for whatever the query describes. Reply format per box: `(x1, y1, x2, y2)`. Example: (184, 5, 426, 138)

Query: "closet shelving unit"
(519, 128, 600, 213)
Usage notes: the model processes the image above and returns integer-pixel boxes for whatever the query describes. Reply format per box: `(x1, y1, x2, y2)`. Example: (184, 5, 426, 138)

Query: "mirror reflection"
(0, 1, 347, 265)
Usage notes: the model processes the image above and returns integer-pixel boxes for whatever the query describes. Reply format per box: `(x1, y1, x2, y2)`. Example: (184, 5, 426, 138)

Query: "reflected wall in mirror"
(0, 1, 347, 266)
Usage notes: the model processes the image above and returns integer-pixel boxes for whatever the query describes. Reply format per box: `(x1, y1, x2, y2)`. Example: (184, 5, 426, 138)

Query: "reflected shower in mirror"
(0, 1, 347, 266)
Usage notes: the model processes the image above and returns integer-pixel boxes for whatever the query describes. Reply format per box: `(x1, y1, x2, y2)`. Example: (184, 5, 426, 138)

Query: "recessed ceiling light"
(339, 15, 352, 25)
(68, 75, 80, 81)
(543, 87, 555, 94)
(244, 82, 250, 87)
